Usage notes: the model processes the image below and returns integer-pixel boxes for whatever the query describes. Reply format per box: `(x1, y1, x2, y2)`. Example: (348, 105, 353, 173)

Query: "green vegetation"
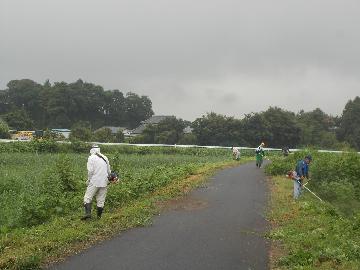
(0, 119, 10, 139)
(0, 141, 245, 155)
(190, 107, 352, 149)
(0, 79, 153, 130)
(134, 116, 190, 145)
(266, 151, 360, 269)
(1, 79, 360, 150)
(337, 96, 360, 150)
(0, 146, 249, 269)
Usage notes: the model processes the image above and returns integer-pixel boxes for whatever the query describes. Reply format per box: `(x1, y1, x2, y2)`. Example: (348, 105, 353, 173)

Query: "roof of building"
(183, 126, 193, 134)
(141, 115, 172, 125)
(95, 126, 127, 134)
(52, 129, 71, 132)
(129, 116, 175, 135)
(131, 124, 147, 134)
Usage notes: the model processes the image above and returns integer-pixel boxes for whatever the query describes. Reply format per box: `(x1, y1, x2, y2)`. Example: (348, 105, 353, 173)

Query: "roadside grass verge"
(0, 158, 250, 270)
(268, 176, 360, 270)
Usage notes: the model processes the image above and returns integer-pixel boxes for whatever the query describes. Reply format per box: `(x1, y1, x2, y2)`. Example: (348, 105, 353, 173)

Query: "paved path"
(50, 162, 269, 270)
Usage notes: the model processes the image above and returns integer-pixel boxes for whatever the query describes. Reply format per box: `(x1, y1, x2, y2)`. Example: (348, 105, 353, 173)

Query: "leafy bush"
(31, 139, 59, 152)
(269, 176, 360, 269)
(69, 140, 91, 153)
(93, 127, 114, 143)
(0, 150, 233, 231)
(266, 150, 360, 215)
(69, 126, 92, 141)
(0, 119, 10, 139)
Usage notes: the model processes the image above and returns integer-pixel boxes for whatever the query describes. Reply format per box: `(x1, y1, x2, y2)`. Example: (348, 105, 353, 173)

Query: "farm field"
(266, 151, 360, 269)
(0, 145, 248, 269)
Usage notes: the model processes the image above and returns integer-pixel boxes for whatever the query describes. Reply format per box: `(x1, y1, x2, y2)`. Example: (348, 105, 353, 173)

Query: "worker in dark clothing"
(293, 155, 312, 199)
(282, 146, 290, 157)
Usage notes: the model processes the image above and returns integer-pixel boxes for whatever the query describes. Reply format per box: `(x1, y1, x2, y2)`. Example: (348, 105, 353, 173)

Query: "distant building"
(130, 124, 147, 136)
(141, 115, 172, 125)
(183, 126, 193, 134)
(51, 129, 71, 139)
(128, 115, 173, 136)
(329, 126, 339, 132)
(95, 126, 127, 135)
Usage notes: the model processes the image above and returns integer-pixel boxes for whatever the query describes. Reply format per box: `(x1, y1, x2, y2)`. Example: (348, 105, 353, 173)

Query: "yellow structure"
(14, 131, 34, 140)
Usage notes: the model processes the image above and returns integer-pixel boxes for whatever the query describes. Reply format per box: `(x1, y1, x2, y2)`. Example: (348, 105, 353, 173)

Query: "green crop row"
(0, 148, 244, 269)
(0, 140, 281, 157)
(0, 151, 236, 232)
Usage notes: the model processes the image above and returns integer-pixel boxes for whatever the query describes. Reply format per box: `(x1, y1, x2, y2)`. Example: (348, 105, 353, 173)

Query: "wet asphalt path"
(50, 162, 269, 270)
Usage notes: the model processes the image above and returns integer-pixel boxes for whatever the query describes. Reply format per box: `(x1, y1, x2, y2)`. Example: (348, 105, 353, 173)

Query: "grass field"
(0, 147, 246, 269)
(266, 152, 360, 269)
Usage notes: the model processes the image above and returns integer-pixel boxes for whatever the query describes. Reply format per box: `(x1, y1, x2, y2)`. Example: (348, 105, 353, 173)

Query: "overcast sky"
(1, 0, 359, 120)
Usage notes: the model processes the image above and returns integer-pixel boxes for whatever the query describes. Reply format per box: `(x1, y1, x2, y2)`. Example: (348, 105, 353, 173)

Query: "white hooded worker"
(81, 144, 111, 220)
(232, 146, 240, 160)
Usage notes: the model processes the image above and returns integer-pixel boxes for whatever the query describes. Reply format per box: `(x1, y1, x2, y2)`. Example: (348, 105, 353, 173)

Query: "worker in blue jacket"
(293, 155, 312, 199)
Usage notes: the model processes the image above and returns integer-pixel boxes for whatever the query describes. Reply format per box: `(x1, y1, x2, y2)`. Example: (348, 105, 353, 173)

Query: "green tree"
(125, 92, 154, 128)
(6, 79, 47, 127)
(46, 80, 106, 128)
(140, 117, 188, 144)
(69, 123, 92, 142)
(337, 96, 360, 150)
(2, 109, 34, 130)
(155, 117, 186, 144)
(178, 133, 197, 145)
(155, 130, 178, 144)
(297, 108, 338, 148)
(0, 79, 155, 130)
(0, 90, 11, 115)
(93, 128, 113, 143)
(262, 107, 301, 148)
(0, 118, 10, 138)
(114, 130, 125, 143)
(104, 90, 126, 126)
(241, 113, 272, 147)
(141, 124, 157, 143)
(192, 113, 245, 146)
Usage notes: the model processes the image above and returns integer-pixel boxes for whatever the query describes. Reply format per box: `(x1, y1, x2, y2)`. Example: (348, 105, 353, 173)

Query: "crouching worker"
(232, 146, 240, 160)
(81, 144, 111, 220)
(290, 155, 312, 199)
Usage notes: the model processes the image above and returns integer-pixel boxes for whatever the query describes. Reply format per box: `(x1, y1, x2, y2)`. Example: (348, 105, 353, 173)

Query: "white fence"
(1, 139, 359, 154)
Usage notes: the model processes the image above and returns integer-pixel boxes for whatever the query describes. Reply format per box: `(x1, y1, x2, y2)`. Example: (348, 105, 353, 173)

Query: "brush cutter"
(297, 180, 324, 202)
(286, 172, 323, 202)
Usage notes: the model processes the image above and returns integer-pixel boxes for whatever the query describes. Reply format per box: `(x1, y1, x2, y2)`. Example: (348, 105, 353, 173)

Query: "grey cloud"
(1, 0, 360, 120)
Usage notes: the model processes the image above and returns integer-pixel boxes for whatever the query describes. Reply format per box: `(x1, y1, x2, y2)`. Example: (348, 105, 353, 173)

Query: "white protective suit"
(83, 146, 111, 207)
(87, 147, 111, 187)
(232, 147, 240, 160)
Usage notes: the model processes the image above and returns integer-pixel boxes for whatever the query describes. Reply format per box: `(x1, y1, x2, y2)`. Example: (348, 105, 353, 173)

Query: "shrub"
(93, 128, 113, 143)
(0, 119, 10, 139)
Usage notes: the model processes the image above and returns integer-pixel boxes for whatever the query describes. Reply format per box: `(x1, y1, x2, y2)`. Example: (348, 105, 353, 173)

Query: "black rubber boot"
(97, 207, 104, 218)
(81, 203, 92, 220)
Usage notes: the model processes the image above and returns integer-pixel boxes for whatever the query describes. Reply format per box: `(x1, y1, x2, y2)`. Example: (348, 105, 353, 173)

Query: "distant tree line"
(134, 97, 360, 150)
(0, 79, 359, 150)
(0, 79, 154, 130)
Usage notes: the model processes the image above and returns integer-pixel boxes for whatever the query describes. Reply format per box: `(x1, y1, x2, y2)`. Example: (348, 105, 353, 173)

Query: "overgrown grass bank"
(0, 147, 250, 269)
(266, 151, 360, 269)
